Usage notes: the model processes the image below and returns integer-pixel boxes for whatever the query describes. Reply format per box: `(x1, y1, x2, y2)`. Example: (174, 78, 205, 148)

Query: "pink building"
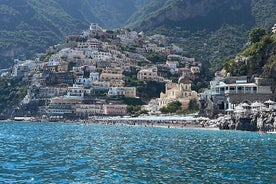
(103, 104, 127, 116)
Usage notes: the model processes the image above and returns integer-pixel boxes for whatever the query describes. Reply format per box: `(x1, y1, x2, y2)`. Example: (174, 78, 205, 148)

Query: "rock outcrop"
(207, 111, 276, 131)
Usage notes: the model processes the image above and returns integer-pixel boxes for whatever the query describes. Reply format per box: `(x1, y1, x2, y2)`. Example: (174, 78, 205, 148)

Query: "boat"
(258, 130, 276, 135)
(258, 130, 267, 135)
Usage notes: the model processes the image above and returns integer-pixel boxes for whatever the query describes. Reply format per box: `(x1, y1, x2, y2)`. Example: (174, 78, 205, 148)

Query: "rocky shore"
(207, 111, 276, 131)
(9, 110, 275, 132)
(91, 109, 275, 132)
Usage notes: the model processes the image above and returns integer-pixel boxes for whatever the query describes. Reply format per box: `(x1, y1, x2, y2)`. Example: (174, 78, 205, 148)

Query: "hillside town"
(3, 23, 201, 121)
(1, 23, 275, 127)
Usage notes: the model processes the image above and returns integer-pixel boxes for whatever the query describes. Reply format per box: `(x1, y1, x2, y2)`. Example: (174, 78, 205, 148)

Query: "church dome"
(178, 76, 190, 84)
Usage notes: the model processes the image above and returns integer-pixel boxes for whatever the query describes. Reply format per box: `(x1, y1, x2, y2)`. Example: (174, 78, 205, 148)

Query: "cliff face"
(133, 0, 254, 32)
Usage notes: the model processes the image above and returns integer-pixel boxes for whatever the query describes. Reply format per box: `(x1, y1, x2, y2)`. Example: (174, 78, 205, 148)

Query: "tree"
(249, 27, 266, 43)
(146, 52, 167, 63)
(188, 99, 199, 111)
(160, 101, 182, 114)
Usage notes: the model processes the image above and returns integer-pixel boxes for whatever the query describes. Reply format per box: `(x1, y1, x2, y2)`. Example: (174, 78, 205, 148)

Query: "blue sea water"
(0, 122, 276, 183)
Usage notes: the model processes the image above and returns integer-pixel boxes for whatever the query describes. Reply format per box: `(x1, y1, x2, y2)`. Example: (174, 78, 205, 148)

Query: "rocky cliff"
(206, 111, 276, 131)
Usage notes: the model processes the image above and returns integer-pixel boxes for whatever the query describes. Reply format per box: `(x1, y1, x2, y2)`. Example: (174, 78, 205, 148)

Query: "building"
(75, 104, 103, 117)
(206, 76, 274, 115)
(66, 86, 86, 98)
(108, 87, 136, 98)
(158, 76, 198, 109)
(44, 71, 74, 86)
(190, 66, 200, 74)
(103, 104, 127, 116)
(48, 96, 82, 118)
(100, 68, 125, 87)
(137, 67, 164, 82)
(75, 77, 92, 87)
(38, 87, 67, 98)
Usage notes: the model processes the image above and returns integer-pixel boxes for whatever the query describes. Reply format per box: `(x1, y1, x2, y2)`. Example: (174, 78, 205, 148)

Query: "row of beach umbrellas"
(227, 100, 275, 113)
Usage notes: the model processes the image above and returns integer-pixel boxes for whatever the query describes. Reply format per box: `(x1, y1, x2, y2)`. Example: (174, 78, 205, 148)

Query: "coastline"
(80, 115, 220, 130)
(7, 111, 276, 132)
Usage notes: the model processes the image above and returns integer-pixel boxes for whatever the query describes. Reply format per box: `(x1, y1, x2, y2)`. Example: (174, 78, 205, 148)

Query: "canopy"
(251, 102, 264, 108)
(241, 103, 250, 107)
(264, 99, 275, 104)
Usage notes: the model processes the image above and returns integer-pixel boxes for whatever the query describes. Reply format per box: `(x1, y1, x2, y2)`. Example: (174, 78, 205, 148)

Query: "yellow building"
(159, 76, 198, 109)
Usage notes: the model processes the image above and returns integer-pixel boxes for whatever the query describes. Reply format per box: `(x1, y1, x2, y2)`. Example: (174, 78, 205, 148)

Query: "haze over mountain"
(0, 0, 151, 68)
(0, 0, 275, 70)
(129, 0, 276, 71)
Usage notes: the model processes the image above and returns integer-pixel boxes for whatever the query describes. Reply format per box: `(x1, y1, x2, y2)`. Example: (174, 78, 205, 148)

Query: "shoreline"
(2, 115, 220, 130)
(80, 115, 219, 130)
(81, 120, 220, 130)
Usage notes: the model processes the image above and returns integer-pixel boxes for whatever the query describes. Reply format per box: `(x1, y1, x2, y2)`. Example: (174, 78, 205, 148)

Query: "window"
(253, 87, 257, 93)
(245, 87, 251, 93)
(220, 87, 225, 94)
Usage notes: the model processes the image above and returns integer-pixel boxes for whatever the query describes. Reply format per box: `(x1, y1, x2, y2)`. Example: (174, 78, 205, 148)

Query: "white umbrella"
(241, 103, 250, 108)
(225, 108, 234, 112)
(251, 102, 263, 108)
(264, 99, 275, 104)
(234, 105, 245, 113)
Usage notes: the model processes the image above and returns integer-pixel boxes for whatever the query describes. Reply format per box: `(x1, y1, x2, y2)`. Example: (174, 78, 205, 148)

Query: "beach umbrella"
(251, 102, 263, 108)
(264, 99, 275, 105)
(225, 108, 234, 112)
(225, 108, 234, 114)
(241, 102, 250, 107)
(234, 105, 245, 113)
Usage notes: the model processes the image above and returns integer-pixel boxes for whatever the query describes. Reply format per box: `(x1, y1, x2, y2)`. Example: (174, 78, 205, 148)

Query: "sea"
(0, 122, 275, 184)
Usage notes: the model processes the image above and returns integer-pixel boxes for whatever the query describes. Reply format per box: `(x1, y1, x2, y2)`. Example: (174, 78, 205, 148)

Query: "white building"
(90, 72, 100, 82)
(108, 87, 136, 98)
(66, 86, 85, 98)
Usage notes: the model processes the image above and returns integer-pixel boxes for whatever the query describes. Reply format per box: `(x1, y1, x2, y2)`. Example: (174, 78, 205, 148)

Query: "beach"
(82, 115, 219, 130)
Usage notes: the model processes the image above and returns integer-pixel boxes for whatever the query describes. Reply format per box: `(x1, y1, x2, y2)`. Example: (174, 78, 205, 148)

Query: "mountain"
(224, 28, 276, 79)
(0, 0, 151, 68)
(129, 0, 276, 71)
(1, 0, 276, 71)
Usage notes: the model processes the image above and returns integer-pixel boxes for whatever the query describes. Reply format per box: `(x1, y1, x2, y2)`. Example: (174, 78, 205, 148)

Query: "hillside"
(1, 0, 276, 71)
(224, 28, 276, 81)
(129, 0, 276, 72)
(0, 0, 151, 68)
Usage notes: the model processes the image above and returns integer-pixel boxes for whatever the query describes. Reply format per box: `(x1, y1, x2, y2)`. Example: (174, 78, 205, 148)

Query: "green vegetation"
(129, 0, 276, 73)
(122, 97, 146, 106)
(137, 81, 165, 101)
(248, 27, 267, 43)
(160, 101, 182, 114)
(160, 99, 199, 115)
(0, 0, 152, 68)
(127, 105, 148, 116)
(124, 68, 165, 101)
(0, 77, 28, 115)
(224, 27, 276, 77)
(1, 0, 276, 72)
(146, 52, 167, 63)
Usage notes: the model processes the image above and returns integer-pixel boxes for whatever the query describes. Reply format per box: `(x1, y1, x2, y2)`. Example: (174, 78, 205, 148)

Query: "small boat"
(258, 130, 276, 135)
(258, 130, 267, 135)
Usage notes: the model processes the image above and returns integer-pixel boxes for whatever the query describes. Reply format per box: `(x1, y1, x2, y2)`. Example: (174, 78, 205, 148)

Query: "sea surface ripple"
(0, 122, 276, 183)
